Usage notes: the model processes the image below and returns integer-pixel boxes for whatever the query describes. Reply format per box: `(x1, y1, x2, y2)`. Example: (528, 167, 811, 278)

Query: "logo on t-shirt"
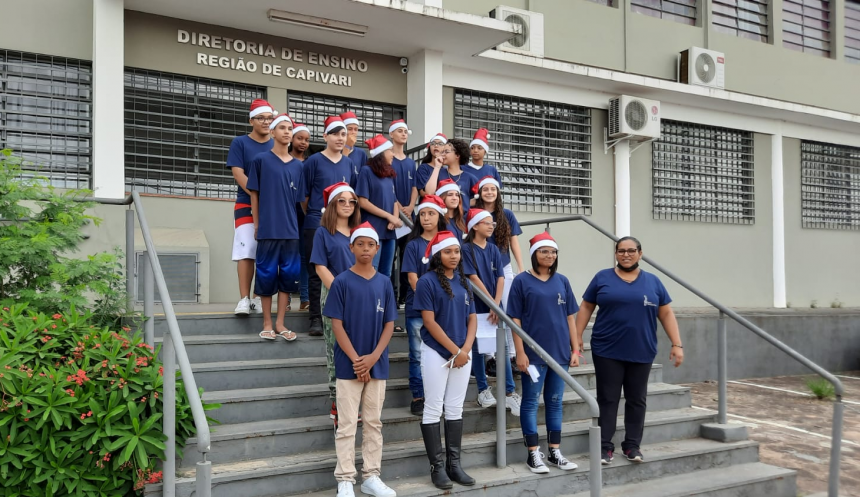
(643, 295, 657, 307)
(408, 171, 413, 180)
(464, 293, 470, 306)
(290, 181, 297, 191)
(354, 166, 359, 175)
(557, 293, 566, 305)
(376, 299, 384, 313)
(343, 175, 347, 182)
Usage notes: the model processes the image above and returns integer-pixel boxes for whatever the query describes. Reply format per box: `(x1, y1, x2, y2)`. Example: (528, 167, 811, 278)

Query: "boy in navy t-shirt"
(324, 222, 397, 497)
(246, 114, 304, 342)
(465, 128, 504, 188)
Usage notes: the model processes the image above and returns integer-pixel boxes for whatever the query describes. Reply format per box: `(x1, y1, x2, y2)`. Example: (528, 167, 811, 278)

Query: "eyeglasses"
(615, 248, 639, 255)
(252, 116, 274, 123)
(440, 149, 454, 155)
(477, 221, 497, 228)
(429, 142, 445, 147)
(336, 198, 357, 206)
(536, 249, 558, 256)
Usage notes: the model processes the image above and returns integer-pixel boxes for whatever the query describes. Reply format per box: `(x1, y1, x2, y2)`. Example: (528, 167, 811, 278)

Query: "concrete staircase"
(145, 311, 796, 497)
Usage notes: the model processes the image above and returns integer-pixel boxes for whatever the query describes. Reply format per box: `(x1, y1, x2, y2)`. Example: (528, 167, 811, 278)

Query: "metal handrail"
(519, 214, 845, 497)
(82, 192, 212, 497)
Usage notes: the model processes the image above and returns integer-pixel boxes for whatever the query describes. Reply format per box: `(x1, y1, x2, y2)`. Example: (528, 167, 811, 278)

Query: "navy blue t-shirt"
(446, 219, 464, 242)
(507, 272, 580, 366)
(347, 147, 368, 177)
(462, 241, 505, 314)
(465, 163, 504, 189)
(401, 237, 431, 319)
(310, 228, 354, 278)
(391, 157, 417, 208)
(226, 135, 273, 204)
(302, 152, 356, 231)
(582, 268, 672, 364)
(414, 271, 476, 360)
(356, 166, 397, 240)
(246, 151, 304, 240)
(415, 164, 477, 205)
(487, 208, 523, 268)
(324, 270, 398, 380)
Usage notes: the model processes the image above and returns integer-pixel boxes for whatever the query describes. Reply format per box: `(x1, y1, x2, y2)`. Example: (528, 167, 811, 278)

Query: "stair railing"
(84, 192, 212, 497)
(519, 214, 845, 497)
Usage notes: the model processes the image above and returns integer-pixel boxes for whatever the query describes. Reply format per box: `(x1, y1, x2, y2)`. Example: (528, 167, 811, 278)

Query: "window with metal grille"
(783, 0, 831, 57)
(124, 69, 265, 199)
(801, 141, 860, 230)
(454, 89, 592, 214)
(712, 0, 769, 42)
(847, 0, 860, 62)
(0, 50, 92, 188)
(287, 91, 406, 154)
(588, 0, 613, 6)
(652, 121, 755, 224)
(631, 0, 697, 25)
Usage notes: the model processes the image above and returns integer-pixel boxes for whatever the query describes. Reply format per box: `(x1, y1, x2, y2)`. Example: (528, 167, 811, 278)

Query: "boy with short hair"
(324, 222, 398, 497)
(466, 128, 503, 188)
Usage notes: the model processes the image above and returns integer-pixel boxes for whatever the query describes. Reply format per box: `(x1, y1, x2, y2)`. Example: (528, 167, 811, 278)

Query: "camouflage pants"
(320, 285, 336, 400)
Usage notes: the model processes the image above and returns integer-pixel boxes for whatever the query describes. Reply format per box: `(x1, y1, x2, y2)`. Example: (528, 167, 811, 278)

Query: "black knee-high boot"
(445, 419, 475, 486)
(420, 422, 453, 489)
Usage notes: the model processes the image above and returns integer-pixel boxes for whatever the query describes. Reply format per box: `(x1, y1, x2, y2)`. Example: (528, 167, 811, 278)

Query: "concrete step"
(184, 387, 696, 466)
(565, 462, 796, 497)
(152, 311, 406, 337)
(202, 365, 665, 424)
(147, 437, 761, 497)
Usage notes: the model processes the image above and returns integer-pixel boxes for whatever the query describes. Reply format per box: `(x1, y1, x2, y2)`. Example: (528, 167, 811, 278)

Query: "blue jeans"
(520, 363, 565, 448)
(371, 239, 396, 277)
(471, 341, 515, 395)
(299, 262, 309, 302)
(297, 207, 309, 302)
(405, 317, 424, 399)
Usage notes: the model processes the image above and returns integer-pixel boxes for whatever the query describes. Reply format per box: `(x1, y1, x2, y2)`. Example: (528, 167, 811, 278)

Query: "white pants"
(502, 263, 515, 357)
(421, 342, 472, 424)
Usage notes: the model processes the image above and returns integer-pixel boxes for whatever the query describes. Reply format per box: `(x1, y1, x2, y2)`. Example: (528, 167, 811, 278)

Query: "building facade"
(1, 0, 858, 307)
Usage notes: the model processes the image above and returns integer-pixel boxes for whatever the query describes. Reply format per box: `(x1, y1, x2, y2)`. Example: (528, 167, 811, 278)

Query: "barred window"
(801, 141, 860, 230)
(783, 0, 831, 57)
(712, 0, 769, 42)
(631, 0, 697, 25)
(847, 0, 860, 63)
(0, 50, 92, 188)
(652, 121, 755, 224)
(454, 89, 592, 214)
(124, 69, 265, 198)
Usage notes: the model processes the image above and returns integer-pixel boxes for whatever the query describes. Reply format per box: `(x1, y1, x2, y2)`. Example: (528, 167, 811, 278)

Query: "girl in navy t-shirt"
(437, 178, 466, 241)
(356, 135, 403, 279)
(413, 232, 477, 489)
(508, 232, 581, 475)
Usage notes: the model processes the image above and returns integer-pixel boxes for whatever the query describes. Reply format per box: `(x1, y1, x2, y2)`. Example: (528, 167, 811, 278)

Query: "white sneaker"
(234, 297, 251, 315)
(337, 481, 356, 497)
(251, 296, 264, 314)
(506, 392, 522, 417)
(360, 475, 396, 497)
(477, 388, 497, 408)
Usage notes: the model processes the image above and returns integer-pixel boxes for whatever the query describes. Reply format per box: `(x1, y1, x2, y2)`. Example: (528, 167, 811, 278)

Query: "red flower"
(52, 313, 62, 319)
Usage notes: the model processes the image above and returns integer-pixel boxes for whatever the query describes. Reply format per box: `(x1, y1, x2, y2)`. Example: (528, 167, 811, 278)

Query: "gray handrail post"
(828, 399, 843, 497)
(163, 333, 176, 497)
(125, 209, 135, 314)
(717, 312, 727, 425)
(589, 420, 602, 495)
(143, 254, 155, 348)
(496, 322, 507, 468)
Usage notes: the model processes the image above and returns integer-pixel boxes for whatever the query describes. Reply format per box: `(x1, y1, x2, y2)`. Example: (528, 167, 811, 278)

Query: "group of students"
(226, 99, 685, 497)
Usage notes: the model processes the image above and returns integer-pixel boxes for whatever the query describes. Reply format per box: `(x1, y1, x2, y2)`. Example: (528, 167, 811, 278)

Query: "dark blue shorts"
(254, 239, 301, 296)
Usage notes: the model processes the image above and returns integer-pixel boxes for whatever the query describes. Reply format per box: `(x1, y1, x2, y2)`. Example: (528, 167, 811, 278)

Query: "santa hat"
(436, 178, 460, 197)
(292, 123, 310, 136)
(269, 114, 293, 130)
(340, 111, 360, 127)
(422, 231, 460, 264)
(427, 133, 448, 146)
(389, 119, 411, 135)
(365, 134, 393, 158)
(470, 128, 490, 152)
(466, 209, 493, 235)
(472, 176, 501, 199)
(249, 99, 274, 118)
(350, 221, 379, 244)
(320, 182, 355, 214)
(324, 116, 346, 135)
(415, 195, 447, 216)
(529, 232, 559, 257)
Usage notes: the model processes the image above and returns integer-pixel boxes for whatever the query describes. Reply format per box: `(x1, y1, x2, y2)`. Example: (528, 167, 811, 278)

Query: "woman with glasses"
(574, 236, 684, 466)
(417, 138, 476, 208)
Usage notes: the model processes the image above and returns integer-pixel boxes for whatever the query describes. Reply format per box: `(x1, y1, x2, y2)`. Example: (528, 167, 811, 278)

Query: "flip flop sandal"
(393, 325, 405, 333)
(259, 330, 277, 341)
(278, 329, 297, 342)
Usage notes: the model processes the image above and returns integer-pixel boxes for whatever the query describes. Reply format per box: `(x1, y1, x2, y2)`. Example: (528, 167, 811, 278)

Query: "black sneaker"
(309, 318, 323, 336)
(485, 358, 497, 377)
(624, 448, 643, 463)
(410, 398, 424, 416)
(547, 447, 577, 470)
(526, 448, 549, 474)
(601, 449, 614, 465)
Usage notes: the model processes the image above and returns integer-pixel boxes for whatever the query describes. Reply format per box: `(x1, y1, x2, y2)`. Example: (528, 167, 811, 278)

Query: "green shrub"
(805, 377, 835, 400)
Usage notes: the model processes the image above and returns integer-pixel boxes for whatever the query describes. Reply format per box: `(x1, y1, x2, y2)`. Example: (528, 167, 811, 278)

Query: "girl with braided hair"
(413, 232, 477, 490)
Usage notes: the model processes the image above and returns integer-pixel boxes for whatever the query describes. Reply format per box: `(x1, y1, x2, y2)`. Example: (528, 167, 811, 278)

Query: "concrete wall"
(0, 0, 93, 60)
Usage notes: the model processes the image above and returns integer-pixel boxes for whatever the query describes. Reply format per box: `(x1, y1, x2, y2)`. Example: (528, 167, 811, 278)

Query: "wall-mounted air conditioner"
(679, 47, 726, 89)
(608, 95, 661, 140)
(490, 5, 544, 58)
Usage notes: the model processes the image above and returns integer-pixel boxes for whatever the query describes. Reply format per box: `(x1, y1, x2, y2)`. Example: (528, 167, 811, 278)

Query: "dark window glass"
(800, 141, 860, 230)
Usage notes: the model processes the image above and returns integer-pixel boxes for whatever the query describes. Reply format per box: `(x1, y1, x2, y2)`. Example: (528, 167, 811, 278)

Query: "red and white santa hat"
(427, 132, 448, 146)
(422, 231, 460, 264)
(340, 111, 360, 127)
(350, 221, 379, 244)
(436, 178, 460, 197)
(470, 128, 490, 152)
(416, 195, 447, 216)
(249, 99, 274, 118)
(529, 231, 559, 257)
(320, 182, 355, 214)
(324, 116, 346, 135)
(466, 209, 493, 234)
(365, 134, 393, 158)
(389, 119, 411, 135)
(292, 123, 310, 136)
(472, 175, 500, 199)
(269, 114, 293, 130)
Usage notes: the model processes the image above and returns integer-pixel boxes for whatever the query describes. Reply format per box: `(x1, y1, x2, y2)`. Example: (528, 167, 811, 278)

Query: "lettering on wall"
(178, 29, 370, 87)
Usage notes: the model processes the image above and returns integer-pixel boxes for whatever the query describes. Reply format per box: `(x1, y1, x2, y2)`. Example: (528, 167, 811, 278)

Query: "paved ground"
(687, 372, 860, 497)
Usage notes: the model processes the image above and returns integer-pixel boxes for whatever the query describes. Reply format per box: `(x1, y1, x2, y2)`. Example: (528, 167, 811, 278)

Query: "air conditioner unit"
(679, 47, 725, 89)
(489, 6, 544, 58)
(608, 95, 661, 140)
